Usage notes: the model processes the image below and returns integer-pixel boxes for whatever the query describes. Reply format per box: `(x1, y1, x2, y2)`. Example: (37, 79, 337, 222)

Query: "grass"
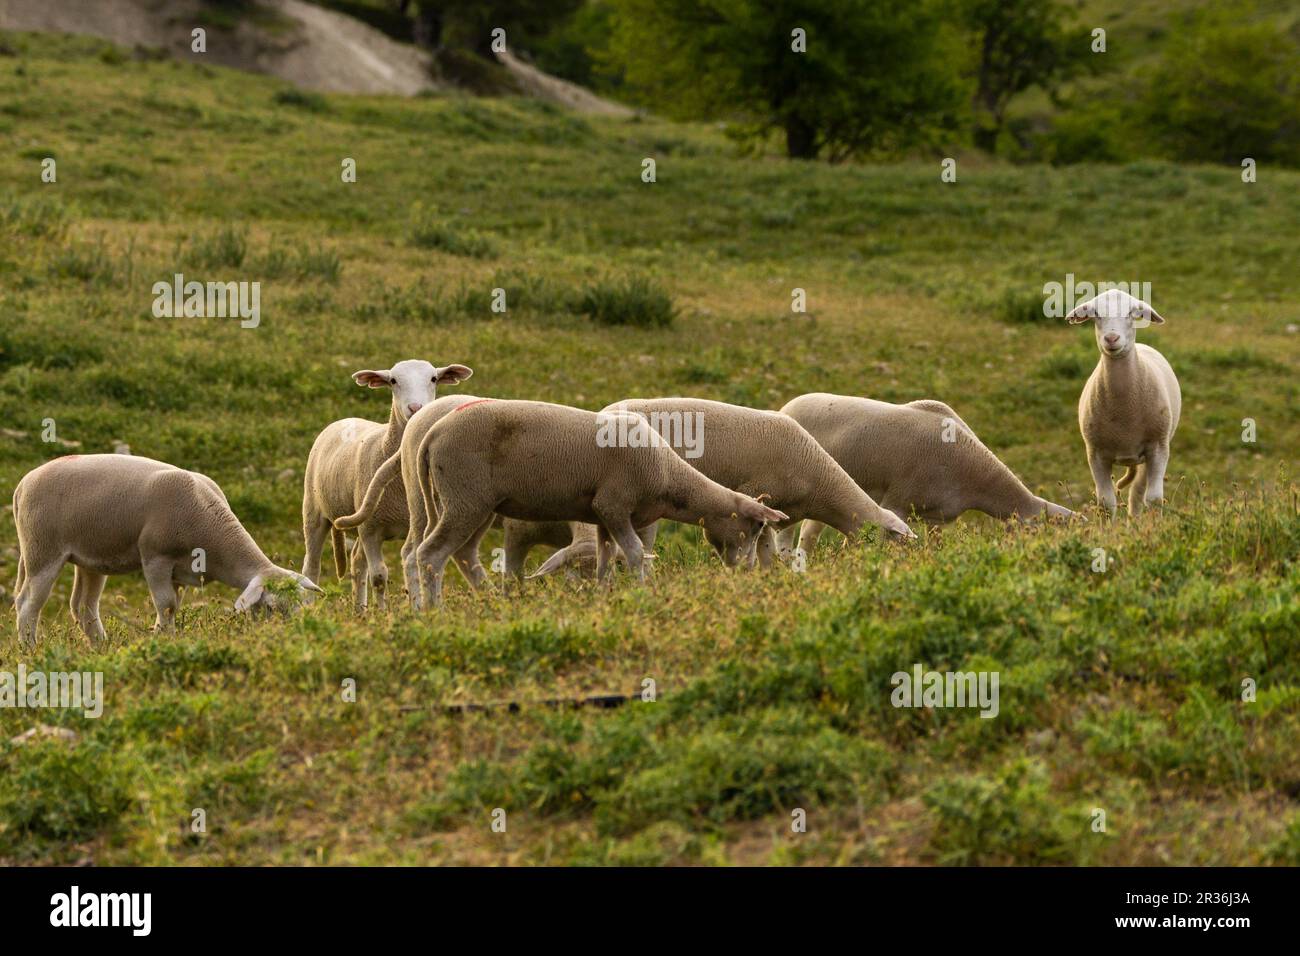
(0, 30, 1297, 865)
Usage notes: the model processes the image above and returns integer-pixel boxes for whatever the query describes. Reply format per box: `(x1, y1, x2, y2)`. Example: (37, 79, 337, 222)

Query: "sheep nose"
(407, 403, 423, 415)
(1103, 333, 1120, 346)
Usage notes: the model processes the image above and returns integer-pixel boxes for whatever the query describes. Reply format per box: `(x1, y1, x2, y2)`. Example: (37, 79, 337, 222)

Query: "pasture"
(0, 32, 1297, 864)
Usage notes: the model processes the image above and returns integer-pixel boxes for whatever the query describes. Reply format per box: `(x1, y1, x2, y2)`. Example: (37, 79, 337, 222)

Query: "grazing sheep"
(12, 455, 321, 647)
(301, 359, 471, 610)
(334, 393, 494, 608)
(502, 520, 597, 577)
(410, 400, 788, 606)
(1067, 290, 1181, 515)
(587, 397, 914, 568)
(780, 393, 1076, 553)
(508, 519, 650, 579)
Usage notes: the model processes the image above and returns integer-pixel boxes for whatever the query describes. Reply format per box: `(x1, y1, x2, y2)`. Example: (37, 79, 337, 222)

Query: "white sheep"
(779, 393, 1076, 553)
(334, 393, 496, 609)
(605, 397, 914, 564)
(301, 359, 471, 610)
(1066, 289, 1181, 515)
(12, 454, 321, 646)
(410, 400, 787, 606)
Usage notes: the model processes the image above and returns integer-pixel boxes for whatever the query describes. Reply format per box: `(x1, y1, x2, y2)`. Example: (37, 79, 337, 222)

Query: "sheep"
(1066, 289, 1181, 515)
(506, 519, 649, 579)
(409, 399, 788, 606)
(334, 393, 496, 609)
(583, 397, 915, 568)
(779, 393, 1076, 554)
(300, 359, 471, 610)
(12, 454, 321, 647)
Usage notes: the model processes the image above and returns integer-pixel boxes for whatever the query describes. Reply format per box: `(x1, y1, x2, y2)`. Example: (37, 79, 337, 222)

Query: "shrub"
(408, 209, 498, 259)
(577, 275, 676, 328)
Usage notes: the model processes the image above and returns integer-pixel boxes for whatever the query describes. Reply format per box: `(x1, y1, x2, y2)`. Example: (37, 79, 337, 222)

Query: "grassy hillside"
(0, 31, 1297, 865)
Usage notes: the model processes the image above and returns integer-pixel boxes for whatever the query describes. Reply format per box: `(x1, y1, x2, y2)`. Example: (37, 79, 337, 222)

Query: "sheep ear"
(1064, 301, 1096, 324)
(436, 364, 473, 385)
(1136, 302, 1165, 325)
(296, 573, 324, 594)
(353, 370, 392, 388)
(234, 575, 265, 612)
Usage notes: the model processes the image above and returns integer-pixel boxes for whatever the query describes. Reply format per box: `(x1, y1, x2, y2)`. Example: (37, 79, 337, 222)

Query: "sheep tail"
(334, 451, 401, 530)
(415, 423, 440, 534)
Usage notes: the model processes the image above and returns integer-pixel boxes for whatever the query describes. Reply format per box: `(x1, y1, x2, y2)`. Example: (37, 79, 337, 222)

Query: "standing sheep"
(12, 455, 320, 647)
(334, 393, 495, 608)
(780, 393, 1075, 553)
(301, 359, 472, 610)
(1067, 289, 1181, 515)
(410, 400, 788, 606)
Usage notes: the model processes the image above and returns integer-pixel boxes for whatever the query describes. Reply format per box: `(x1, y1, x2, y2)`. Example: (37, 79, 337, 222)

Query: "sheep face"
(235, 569, 324, 614)
(702, 497, 788, 565)
(1065, 289, 1164, 359)
(352, 360, 474, 423)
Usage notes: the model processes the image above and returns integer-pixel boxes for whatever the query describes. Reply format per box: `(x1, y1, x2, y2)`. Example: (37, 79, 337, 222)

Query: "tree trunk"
(784, 115, 819, 160)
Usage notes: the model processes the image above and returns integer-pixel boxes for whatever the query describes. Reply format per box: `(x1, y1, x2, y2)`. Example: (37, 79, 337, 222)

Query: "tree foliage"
(607, 0, 962, 160)
(1140, 3, 1300, 165)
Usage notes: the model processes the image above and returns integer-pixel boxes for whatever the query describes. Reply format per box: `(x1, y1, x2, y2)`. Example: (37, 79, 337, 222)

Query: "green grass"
(0, 30, 1297, 865)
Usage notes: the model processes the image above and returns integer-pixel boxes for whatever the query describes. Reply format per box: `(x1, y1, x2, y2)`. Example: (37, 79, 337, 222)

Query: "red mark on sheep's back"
(453, 398, 497, 414)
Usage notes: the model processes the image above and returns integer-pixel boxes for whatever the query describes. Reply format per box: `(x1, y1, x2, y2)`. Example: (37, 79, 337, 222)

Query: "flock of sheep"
(10, 288, 1180, 646)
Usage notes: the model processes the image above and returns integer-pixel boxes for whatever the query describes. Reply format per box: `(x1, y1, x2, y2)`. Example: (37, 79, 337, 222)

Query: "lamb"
(12, 454, 321, 647)
(301, 359, 471, 610)
(409, 399, 788, 606)
(334, 393, 495, 609)
(1066, 289, 1181, 515)
(779, 393, 1076, 553)
(584, 397, 915, 567)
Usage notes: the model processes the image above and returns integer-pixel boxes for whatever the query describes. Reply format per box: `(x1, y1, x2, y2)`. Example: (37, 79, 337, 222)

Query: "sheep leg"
(1142, 445, 1170, 510)
(1127, 464, 1149, 515)
(349, 536, 367, 612)
(415, 509, 487, 608)
(69, 567, 108, 643)
(503, 520, 530, 579)
(636, 523, 659, 577)
(604, 518, 646, 583)
(400, 527, 422, 608)
(594, 525, 616, 583)
(358, 529, 388, 611)
(142, 557, 180, 632)
(1087, 452, 1118, 516)
(452, 515, 494, 588)
(797, 520, 826, 555)
(401, 482, 428, 607)
(301, 507, 329, 583)
(754, 526, 777, 568)
(16, 556, 63, 648)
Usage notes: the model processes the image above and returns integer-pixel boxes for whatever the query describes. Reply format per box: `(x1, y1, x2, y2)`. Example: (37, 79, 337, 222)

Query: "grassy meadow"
(0, 32, 1298, 865)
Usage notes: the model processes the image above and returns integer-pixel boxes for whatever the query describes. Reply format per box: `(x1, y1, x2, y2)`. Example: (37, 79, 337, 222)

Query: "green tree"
(607, 0, 962, 160)
(959, 0, 1075, 154)
(1140, 3, 1300, 165)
